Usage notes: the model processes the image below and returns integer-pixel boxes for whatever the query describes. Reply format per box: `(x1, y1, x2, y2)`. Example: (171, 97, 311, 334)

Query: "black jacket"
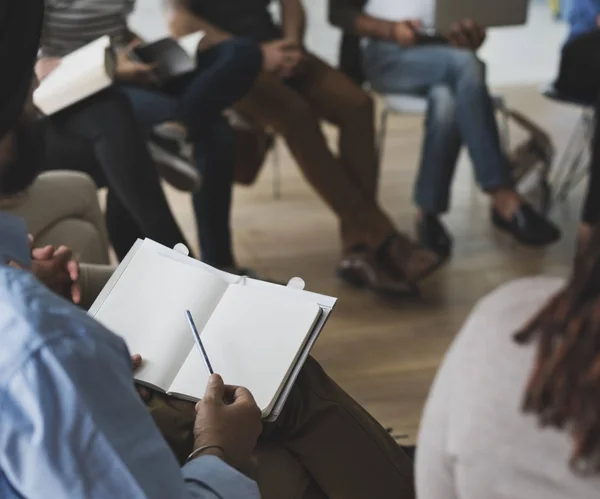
(328, 0, 367, 85)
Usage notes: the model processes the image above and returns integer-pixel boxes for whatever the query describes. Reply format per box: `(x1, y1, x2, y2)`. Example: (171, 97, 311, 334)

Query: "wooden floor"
(164, 85, 586, 442)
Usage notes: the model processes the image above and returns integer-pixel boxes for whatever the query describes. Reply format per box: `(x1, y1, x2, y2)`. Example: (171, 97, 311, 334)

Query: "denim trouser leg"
(362, 41, 513, 214)
(119, 39, 262, 267)
(415, 85, 462, 213)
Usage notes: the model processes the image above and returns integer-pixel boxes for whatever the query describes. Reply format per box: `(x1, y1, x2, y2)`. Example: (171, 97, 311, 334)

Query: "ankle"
(491, 189, 522, 219)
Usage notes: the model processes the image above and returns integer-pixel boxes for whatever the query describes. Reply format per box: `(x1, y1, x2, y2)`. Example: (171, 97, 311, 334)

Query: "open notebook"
(34, 36, 116, 116)
(89, 240, 336, 420)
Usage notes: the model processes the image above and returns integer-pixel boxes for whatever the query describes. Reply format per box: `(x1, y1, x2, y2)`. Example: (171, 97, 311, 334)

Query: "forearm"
(354, 13, 398, 40)
(165, 0, 232, 46)
(280, 0, 306, 44)
(328, 0, 396, 40)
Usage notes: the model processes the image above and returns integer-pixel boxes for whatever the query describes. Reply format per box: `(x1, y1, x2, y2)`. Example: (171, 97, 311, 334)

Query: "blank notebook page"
(169, 284, 322, 415)
(93, 249, 228, 390)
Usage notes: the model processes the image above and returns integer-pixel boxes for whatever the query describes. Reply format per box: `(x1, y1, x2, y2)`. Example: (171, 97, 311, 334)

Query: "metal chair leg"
(377, 108, 389, 167)
(552, 111, 593, 203)
(272, 138, 281, 199)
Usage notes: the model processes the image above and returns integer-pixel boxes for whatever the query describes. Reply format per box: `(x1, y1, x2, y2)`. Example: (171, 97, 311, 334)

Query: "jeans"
(44, 88, 191, 260)
(556, 30, 600, 225)
(119, 38, 262, 268)
(362, 40, 513, 214)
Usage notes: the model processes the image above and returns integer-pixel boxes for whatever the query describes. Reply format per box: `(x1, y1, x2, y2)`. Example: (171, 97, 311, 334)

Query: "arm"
(0, 325, 259, 498)
(279, 0, 306, 45)
(328, 0, 398, 41)
(165, 0, 232, 46)
(415, 339, 460, 499)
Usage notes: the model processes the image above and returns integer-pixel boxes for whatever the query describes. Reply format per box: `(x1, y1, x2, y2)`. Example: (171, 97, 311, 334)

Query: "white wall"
(130, 0, 568, 87)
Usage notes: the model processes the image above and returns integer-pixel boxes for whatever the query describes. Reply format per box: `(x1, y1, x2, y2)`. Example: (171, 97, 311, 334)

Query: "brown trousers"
(234, 54, 397, 252)
(148, 356, 415, 499)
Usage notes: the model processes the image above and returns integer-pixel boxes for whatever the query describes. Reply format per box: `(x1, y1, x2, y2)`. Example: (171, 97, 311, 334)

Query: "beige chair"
(1, 170, 115, 308)
(1, 170, 111, 265)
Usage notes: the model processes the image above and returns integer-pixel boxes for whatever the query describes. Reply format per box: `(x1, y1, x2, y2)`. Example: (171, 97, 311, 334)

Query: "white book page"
(168, 284, 322, 416)
(34, 36, 112, 115)
(93, 249, 228, 390)
(176, 31, 206, 60)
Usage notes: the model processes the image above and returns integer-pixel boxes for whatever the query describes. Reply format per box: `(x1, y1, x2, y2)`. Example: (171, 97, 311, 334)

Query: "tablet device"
(434, 0, 529, 32)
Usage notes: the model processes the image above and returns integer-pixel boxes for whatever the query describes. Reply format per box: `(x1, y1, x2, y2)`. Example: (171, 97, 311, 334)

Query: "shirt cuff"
(182, 455, 260, 498)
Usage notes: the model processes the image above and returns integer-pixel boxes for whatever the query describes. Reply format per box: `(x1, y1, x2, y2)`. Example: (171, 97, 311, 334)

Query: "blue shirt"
(0, 214, 260, 498)
(568, 0, 600, 41)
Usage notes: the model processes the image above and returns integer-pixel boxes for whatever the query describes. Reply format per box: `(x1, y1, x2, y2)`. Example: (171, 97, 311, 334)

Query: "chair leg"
(494, 96, 510, 152)
(272, 138, 281, 200)
(377, 108, 389, 168)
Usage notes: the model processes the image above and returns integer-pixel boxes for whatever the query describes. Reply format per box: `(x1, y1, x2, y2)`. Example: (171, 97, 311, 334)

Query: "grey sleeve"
(415, 335, 460, 499)
(182, 456, 261, 498)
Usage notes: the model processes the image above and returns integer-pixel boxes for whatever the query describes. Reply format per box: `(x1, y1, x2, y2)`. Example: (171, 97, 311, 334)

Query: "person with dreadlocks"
(416, 232, 600, 498)
(554, 0, 600, 252)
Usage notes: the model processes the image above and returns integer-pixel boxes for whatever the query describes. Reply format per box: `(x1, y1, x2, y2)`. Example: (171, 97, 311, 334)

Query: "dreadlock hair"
(515, 226, 600, 474)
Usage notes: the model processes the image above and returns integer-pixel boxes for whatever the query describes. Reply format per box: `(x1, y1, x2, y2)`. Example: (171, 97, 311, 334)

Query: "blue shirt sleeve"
(0, 316, 259, 499)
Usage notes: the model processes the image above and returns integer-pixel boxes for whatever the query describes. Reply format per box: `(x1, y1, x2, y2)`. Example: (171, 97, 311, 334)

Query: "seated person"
(416, 227, 600, 498)
(328, 0, 561, 258)
(0, 20, 415, 495)
(2, 3, 259, 496)
(554, 0, 600, 251)
(167, 0, 441, 294)
(39, 0, 263, 274)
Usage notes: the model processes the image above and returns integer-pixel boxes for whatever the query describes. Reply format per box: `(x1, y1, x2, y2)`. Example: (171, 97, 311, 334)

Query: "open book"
(89, 240, 336, 420)
(34, 36, 116, 116)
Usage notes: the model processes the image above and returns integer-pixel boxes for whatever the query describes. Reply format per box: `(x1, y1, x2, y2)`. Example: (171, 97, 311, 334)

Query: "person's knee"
(347, 91, 375, 122)
(208, 37, 262, 76)
(449, 48, 486, 84)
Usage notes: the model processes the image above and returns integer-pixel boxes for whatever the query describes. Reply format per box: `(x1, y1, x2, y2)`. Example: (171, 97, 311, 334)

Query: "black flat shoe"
(491, 203, 561, 246)
(415, 214, 453, 259)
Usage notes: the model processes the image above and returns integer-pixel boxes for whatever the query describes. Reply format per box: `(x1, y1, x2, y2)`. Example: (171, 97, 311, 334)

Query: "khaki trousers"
(234, 54, 397, 252)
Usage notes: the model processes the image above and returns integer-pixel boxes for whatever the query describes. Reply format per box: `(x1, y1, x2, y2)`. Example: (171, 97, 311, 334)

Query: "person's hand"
(261, 39, 304, 79)
(35, 57, 62, 81)
(115, 41, 158, 85)
(28, 240, 81, 304)
(193, 374, 262, 469)
(446, 19, 486, 50)
(392, 20, 421, 47)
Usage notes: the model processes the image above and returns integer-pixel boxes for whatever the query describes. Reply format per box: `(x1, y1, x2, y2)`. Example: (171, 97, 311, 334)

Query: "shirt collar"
(0, 213, 31, 268)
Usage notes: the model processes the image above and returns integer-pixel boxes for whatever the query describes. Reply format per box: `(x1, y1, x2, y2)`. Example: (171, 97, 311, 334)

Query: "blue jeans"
(362, 40, 513, 214)
(119, 38, 262, 267)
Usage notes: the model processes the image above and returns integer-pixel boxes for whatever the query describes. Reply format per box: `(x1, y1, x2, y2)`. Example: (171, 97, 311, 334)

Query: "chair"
(542, 84, 595, 205)
(377, 93, 510, 165)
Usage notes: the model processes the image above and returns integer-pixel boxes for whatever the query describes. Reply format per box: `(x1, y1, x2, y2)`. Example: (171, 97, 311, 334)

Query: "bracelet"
(187, 445, 226, 463)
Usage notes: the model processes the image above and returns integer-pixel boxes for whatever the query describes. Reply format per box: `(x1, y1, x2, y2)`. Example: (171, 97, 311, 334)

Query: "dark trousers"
(556, 30, 600, 225)
(119, 38, 262, 268)
(44, 89, 190, 260)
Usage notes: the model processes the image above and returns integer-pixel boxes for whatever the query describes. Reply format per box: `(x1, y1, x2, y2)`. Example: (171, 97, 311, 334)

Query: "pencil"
(185, 310, 214, 375)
